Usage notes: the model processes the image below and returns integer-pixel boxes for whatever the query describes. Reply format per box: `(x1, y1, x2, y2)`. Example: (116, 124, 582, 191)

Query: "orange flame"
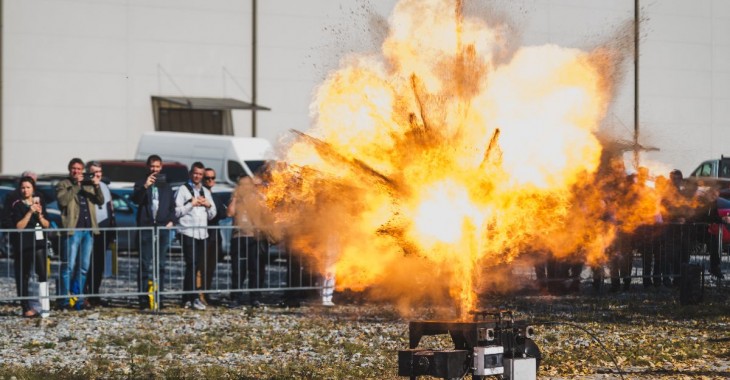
(260, 0, 668, 319)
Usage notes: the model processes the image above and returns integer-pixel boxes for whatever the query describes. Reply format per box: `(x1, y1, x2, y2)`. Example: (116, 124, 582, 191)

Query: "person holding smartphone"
(132, 154, 177, 310)
(10, 176, 51, 317)
(55, 157, 104, 310)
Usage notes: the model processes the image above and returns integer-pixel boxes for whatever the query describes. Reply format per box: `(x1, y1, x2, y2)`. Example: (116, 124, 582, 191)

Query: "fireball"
(262, 0, 637, 318)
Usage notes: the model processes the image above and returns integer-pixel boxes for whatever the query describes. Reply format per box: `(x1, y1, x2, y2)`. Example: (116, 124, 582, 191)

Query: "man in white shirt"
(175, 161, 216, 310)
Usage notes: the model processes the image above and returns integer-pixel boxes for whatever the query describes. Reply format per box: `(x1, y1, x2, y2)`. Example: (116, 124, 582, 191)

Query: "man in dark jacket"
(131, 155, 177, 309)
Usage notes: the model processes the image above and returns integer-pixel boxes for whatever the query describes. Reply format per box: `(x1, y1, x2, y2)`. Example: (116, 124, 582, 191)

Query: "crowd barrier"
(531, 221, 728, 292)
(0, 225, 321, 311)
(0, 222, 727, 311)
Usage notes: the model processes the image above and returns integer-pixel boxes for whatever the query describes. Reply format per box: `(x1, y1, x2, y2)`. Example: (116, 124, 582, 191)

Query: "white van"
(135, 131, 274, 185)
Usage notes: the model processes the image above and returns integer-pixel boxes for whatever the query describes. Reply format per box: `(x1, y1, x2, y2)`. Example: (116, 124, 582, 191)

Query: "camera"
(81, 172, 95, 185)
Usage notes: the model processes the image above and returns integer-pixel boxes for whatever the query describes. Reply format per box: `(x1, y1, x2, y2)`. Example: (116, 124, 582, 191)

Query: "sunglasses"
(204, 176, 216, 181)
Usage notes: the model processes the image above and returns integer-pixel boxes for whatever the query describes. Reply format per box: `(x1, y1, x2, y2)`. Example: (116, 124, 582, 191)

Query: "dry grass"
(0, 288, 729, 379)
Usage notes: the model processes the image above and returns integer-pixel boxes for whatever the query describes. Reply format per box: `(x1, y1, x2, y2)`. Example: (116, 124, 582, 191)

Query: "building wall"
(2, 0, 727, 176)
(639, 0, 730, 175)
(3, 0, 250, 173)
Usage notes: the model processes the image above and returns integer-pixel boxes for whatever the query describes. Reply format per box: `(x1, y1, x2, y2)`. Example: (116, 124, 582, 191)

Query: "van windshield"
(246, 160, 267, 175)
(227, 160, 267, 182)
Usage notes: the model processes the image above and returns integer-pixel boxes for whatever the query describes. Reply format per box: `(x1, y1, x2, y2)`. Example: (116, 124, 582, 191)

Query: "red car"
(708, 197, 730, 244)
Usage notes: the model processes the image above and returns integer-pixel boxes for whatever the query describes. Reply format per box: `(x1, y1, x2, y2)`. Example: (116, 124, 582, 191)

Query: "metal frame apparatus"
(398, 309, 540, 380)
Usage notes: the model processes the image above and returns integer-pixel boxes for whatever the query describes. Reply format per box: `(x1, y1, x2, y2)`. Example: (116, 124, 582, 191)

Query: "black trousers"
(230, 235, 268, 303)
(85, 230, 114, 300)
(182, 235, 207, 303)
(610, 232, 633, 289)
(14, 247, 47, 312)
(202, 232, 220, 300)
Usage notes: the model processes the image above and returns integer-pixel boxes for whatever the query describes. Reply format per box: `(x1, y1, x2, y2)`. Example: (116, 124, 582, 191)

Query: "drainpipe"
(251, 0, 257, 138)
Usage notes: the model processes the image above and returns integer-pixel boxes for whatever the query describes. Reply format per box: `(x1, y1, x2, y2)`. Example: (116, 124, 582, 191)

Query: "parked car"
(108, 188, 139, 252)
(688, 156, 730, 190)
(708, 196, 730, 245)
(135, 131, 273, 186)
(0, 185, 15, 256)
(0, 175, 20, 188)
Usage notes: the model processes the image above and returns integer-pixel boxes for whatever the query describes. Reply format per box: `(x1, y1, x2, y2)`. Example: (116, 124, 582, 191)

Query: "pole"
(0, 0, 4, 171)
(251, 0, 257, 137)
(633, 0, 640, 167)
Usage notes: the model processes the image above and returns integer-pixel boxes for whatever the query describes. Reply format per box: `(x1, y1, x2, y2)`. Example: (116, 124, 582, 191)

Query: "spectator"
(693, 187, 726, 279)
(604, 161, 632, 292)
(9, 176, 51, 317)
(1, 171, 38, 229)
(200, 167, 227, 306)
(663, 169, 693, 285)
(1, 171, 40, 301)
(175, 161, 216, 310)
(131, 154, 177, 310)
(55, 157, 104, 310)
(227, 175, 269, 308)
(629, 167, 664, 288)
(84, 161, 116, 307)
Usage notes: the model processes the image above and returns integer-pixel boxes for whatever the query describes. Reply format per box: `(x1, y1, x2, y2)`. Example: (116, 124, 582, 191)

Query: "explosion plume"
(259, 0, 673, 318)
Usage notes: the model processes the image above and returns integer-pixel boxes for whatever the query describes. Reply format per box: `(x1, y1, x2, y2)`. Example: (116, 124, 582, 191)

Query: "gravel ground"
(0, 288, 729, 379)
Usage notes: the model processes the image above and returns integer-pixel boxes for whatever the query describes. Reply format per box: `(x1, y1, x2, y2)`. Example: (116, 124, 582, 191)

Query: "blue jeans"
(59, 231, 93, 306)
(138, 228, 171, 300)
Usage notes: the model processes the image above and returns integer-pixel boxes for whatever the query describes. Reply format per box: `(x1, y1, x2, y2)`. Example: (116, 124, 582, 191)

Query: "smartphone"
(156, 173, 167, 184)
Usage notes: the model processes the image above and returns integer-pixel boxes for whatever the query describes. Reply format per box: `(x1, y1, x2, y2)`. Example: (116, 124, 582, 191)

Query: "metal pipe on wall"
(251, 0, 257, 138)
(633, 0, 640, 167)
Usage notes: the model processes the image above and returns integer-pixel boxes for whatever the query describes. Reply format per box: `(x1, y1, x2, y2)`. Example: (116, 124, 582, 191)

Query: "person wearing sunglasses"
(198, 168, 227, 306)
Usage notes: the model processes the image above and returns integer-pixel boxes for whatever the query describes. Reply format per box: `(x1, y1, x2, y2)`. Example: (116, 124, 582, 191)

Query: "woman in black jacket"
(9, 176, 51, 317)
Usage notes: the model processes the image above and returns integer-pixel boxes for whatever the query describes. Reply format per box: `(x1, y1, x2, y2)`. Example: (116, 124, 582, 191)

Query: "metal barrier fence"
(0, 225, 321, 311)
(529, 221, 728, 293)
(0, 222, 727, 311)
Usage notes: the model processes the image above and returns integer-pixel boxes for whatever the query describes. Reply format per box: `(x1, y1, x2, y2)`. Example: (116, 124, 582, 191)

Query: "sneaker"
(322, 300, 335, 307)
(183, 301, 192, 309)
(192, 299, 207, 311)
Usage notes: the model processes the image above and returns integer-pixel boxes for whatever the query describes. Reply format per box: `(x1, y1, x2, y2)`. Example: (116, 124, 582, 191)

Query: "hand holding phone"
(145, 172, 157, 188)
